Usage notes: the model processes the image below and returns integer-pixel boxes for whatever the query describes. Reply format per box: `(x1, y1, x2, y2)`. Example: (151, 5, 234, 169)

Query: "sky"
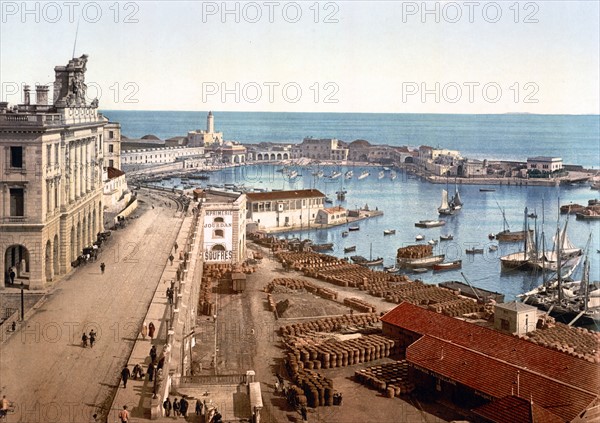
(0, 1, 599, 114)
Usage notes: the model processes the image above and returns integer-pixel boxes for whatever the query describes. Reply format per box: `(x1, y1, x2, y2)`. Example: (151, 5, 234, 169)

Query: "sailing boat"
(350, 243, 383, 266)
(450, 185, 463, 210)
(495, 202, 533, 241)
(528, 216, 582, 271)
(500, 208, 536, 268)
(438, 189, 454, 215)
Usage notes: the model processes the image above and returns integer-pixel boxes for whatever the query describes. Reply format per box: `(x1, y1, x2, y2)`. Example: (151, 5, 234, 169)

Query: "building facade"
(103, 120, 122, 169)
(200, 190, 246, 264)
(246, 143, 292, 161)
(1, 55, 107, 289)
(493, 302, 538, 335)
(121, 146, 205, 170)
(246, 189, 325, 231)
(218, 142, 247, 164)
(315, 206, 347, 225)
(187, 111, 223, 147)
(527, 156, 563, 173)
(291, 138, 348, 161)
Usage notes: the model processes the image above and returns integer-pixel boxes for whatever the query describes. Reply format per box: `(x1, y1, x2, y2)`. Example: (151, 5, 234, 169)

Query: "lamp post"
(20, 282, 24, 320)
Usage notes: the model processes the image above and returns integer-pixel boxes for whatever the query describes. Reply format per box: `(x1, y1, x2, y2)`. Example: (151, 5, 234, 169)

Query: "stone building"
(527, 156, 563, 173)
(0, 55, 107, 289)
(103, 120, 122, 169)
(187, 111, 224, 147)
(315, 206, 347, 225)
(246, 189, 325, 231)
(218, 142, 247, 164)
(121, 146, 205, 170)
(493, 301, 538, 335)
(291, 137, 348, 161)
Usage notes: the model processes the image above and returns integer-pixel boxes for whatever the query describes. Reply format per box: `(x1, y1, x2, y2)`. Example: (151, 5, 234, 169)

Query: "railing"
(1, 217, 26, 223)
(179, 374, 247, 385)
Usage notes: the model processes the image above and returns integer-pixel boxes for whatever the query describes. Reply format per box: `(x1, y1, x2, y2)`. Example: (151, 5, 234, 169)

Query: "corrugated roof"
(407, 336, 598, 422)
(246, 189, 325, 202)
(472, 395, 564, 423)
(380, 302, 599, 394)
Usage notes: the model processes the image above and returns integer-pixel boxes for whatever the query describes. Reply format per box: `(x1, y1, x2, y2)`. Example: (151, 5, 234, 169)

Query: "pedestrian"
(81, 332, 88, 348)
(89, 330, 96, 348)
(141, 323, 148, 340)
(148, 322, 156, 339)
(121, 365, 131, 388)
(174, 241, 178, 252)
(163, 398, 172, 417)
(150, 344, 157, 361)
(195, 398, 203, 416)
(118, 405, 129, 423)
(148, 361, 155, 382)
(179, 397, 188, 418)
(169, 254, 174, 265)
(166, 287, 172, 304)
(100, 262, 105, 274)
(1, 395, 11, 418)
(9, 267, 15, 285)
(132, 364, 143, 379)
(173, 398, 180, 417)
(301, 405, 308, 421)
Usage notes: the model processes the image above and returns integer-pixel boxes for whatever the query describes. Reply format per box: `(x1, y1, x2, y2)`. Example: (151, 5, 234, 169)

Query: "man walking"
(121, 365, 131, 388)
(169, 254, 174, 265)
(118, 405, 129, 423)
(163, 397, 172, 417)
(9, 267, 15, 285)
(179, 397, 188, 418)
(89, 329, 97, 348)
(100, 262, 105, 274)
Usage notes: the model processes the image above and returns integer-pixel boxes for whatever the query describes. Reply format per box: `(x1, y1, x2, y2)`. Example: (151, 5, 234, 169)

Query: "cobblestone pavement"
(0, 195, 182, 423)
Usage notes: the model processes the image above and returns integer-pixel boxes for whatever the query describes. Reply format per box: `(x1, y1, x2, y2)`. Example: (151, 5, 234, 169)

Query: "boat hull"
(398, 254, 445, 269)
(495, 229, 533, 242)
(433, 260, 462, 271)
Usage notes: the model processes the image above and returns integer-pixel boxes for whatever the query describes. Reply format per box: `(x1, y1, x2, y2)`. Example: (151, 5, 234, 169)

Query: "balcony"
(1, 216, 26, 223)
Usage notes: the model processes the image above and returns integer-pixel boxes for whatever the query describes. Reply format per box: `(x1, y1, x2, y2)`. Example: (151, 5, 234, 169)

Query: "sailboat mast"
(556, 224, 563, 302)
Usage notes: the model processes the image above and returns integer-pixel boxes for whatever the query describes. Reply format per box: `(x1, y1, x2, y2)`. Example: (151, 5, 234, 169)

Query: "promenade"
(0, 193, 183, 423)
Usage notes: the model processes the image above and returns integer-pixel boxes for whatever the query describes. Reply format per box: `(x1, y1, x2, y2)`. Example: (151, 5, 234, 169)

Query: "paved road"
(0, 196, 182, 423)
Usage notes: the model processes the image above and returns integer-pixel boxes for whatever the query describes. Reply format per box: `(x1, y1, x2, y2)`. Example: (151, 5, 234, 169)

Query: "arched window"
(211, 244, 226, 251)
(213, 229, 224, 238)
(214, 217, 224, 223)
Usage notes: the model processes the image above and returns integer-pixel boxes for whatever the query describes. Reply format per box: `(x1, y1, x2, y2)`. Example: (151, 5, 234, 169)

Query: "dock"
(439, 281, 505, 303)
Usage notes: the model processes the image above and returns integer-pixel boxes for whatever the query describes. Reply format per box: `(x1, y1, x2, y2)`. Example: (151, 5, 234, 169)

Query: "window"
(108, 144, 114, 153)
(109, 160, 114, 168)
(213, 229, 224, 238)
(47, 145, 52, 165)
(500, 319, 510, 331)
(10, 188, 24, 216)
(211, 244, 225, 251)
(214, 217, 224, 223)
(109, 131, 114, 139)
(54, 143, 59, 164)
(10, 146, 23, 168)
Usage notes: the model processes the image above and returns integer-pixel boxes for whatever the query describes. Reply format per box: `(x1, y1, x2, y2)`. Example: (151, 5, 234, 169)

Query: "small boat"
(344, 246, 356, 253)
(288, 170, 299, 179)
(439, 234, 454, 241)
(415, 234, 425, 241)
(358, 170, 370, 180)
(345, 170, 353, 179)
(480, 188, 496, 192)
(576, 211, 600, 220)
(390, 171, 397, 180)
(489, 245, 498, 252)
(378, 170, 385, 179)
(328, 171, 342, 179)
(528, 213, 537, 219)
(415, 220, 446, 228)
(428, 239, 438, 245)
(412, 268, 429, 274)
(325, 197, 334, 204)
(465, 248, 484, 254)
(384, 266, 399, 273)
(311, 243, 334, 251)
(398, 254, 445, 269)
(383, 229, 396, 235)
(438, 189, 454, 216)
(350, 255, 367, 263)
(341, 231, 349, 237)
(311, 170, 324, 178)
(488, 233, 496, 240)
(433, 260, 462, 271)
(383, 167, 390, 171)
(348, 225, 360, 231)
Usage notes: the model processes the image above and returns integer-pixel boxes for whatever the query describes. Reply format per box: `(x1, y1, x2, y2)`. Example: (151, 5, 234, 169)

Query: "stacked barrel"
(285, 353, 334, 407)
(264, 278, 338, 301)
(354, 360, 415, 397)
(286, 334, 396, 370)
(427, 298, 482, 316)
(280, 313, 380, 337)
(343, 297, 376, 313)
(396, 244, 433, 260)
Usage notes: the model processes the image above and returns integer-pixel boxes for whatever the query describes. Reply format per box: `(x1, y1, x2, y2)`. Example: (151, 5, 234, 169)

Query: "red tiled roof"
(472, 395, 564, 423)
(106, 166, 125, 179)
(380, 302, 599, 394)
(246, 189, 325, 202)
(407, 336, 598, 422)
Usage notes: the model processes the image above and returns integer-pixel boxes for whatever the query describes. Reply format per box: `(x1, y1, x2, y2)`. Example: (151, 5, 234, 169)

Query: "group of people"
(163, 396, 203, 418)
(81, 329, 97, 348)
(141, 322, 156, 340)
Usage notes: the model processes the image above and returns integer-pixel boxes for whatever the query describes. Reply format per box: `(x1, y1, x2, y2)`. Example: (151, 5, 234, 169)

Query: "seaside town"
(0, 55, 599, 423)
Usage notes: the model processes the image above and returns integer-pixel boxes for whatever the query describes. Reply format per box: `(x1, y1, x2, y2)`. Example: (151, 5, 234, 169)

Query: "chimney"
(23, 85, 31, 105)
(36, 85, 49, 105)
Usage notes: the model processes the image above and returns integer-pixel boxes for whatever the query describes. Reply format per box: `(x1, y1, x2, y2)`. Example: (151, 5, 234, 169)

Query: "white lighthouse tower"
(207, 111, 214, 133)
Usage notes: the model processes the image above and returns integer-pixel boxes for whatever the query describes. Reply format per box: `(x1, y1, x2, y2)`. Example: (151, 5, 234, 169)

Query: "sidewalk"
(108, 210, 200, 422)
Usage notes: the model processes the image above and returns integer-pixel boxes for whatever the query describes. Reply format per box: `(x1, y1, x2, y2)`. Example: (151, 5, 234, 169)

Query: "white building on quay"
(0, 55, 110, 289)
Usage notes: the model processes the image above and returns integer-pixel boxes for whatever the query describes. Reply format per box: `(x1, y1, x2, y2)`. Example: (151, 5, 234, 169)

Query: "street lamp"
(20, 282, 24, 320)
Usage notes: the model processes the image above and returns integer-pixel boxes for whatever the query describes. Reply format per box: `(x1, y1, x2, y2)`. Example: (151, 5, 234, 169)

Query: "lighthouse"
(207, 111, 214, 133)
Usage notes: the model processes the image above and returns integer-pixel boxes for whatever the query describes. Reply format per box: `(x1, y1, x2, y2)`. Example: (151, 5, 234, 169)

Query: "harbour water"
(155, 164, 600, 308)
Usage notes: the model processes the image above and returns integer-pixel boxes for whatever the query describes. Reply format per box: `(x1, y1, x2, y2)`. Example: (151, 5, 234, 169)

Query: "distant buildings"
(0, 55, 110, 289)
(315, 206, 347, 225)
(121, 146, 205, 170)
(187, 111, 223, 147)
(291, 137, 349, 161)
(527, 156, 563, 173)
